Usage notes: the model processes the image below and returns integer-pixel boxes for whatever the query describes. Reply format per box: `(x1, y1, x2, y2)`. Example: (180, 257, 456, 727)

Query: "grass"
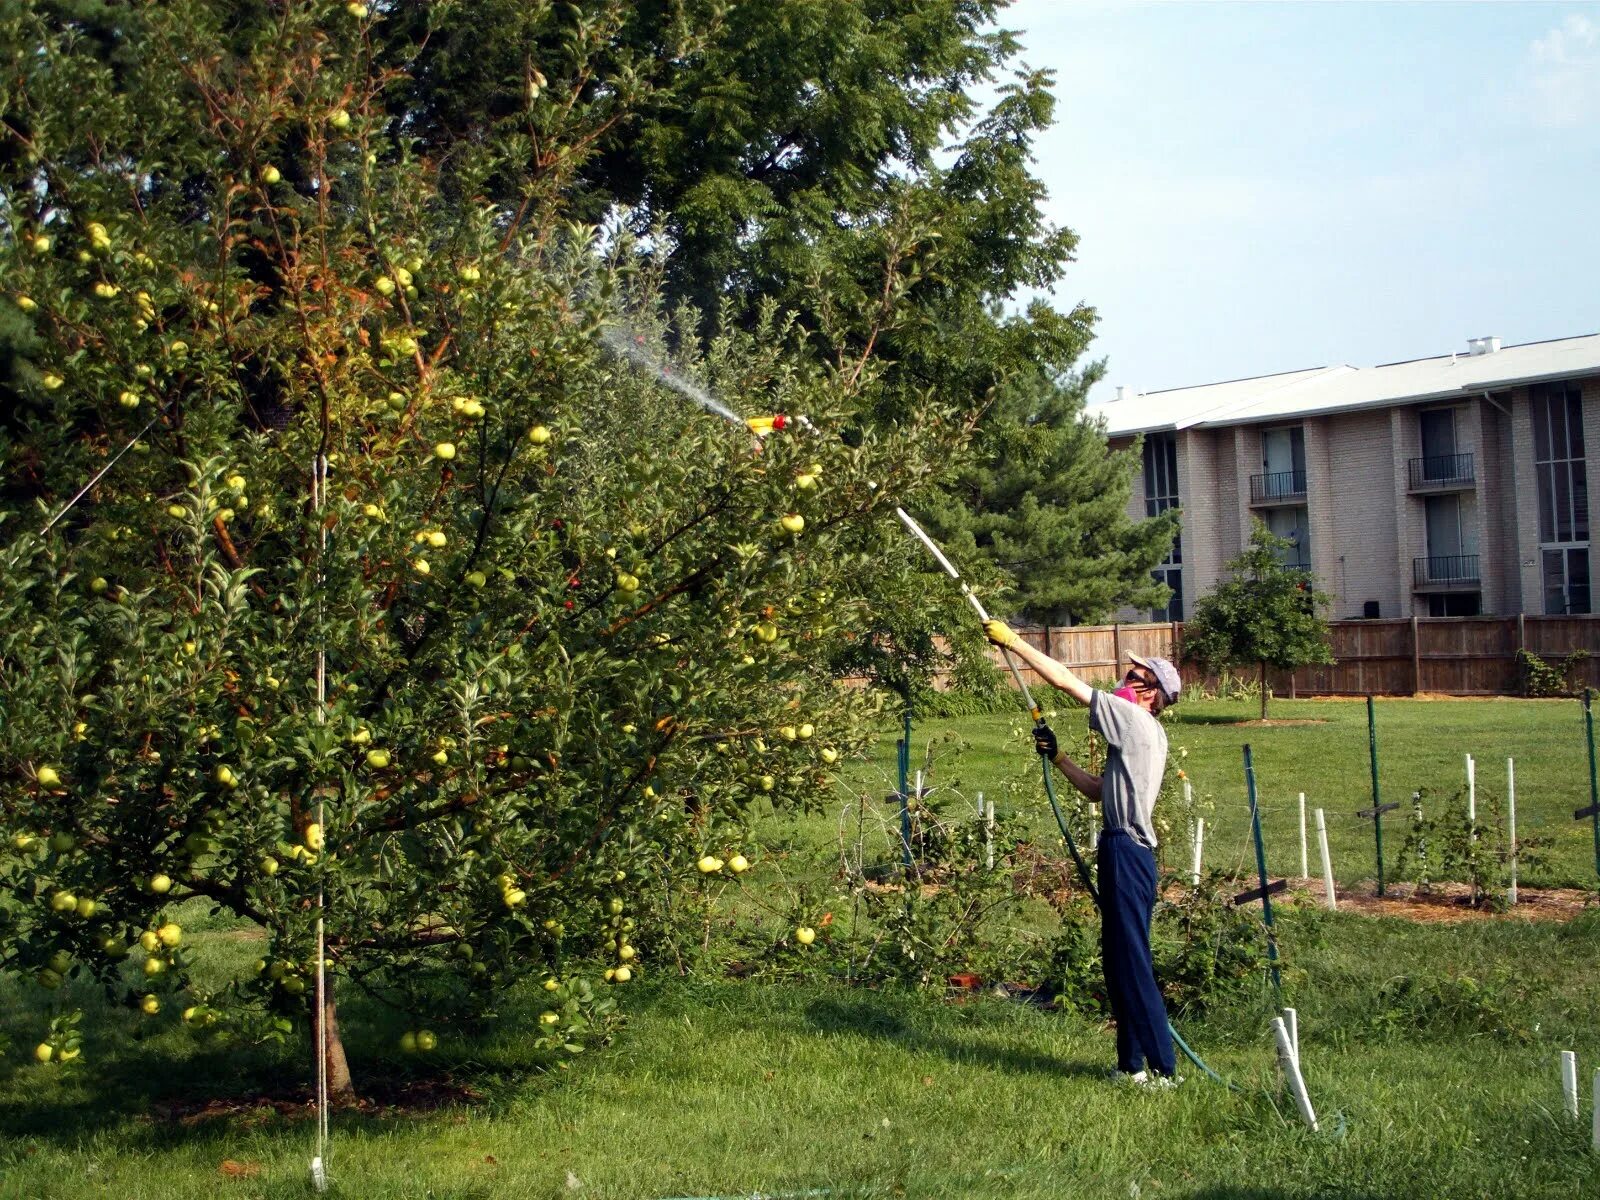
(836, 696, 1600, 891)
(3, 700, 1599, 1198)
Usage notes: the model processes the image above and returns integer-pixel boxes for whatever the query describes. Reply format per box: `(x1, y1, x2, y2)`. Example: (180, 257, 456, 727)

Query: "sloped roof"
(1087, 332, 1600, 437)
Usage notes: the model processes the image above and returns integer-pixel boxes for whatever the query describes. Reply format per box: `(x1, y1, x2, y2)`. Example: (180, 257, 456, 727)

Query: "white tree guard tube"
(1316, 808, 1337, 910)
(1283, 1006, 1300, 1068)
(1298, 792, 1308, 879)
(1190, 817, 1205, 886)
(1507, 758, 1518, 907)
(1562, 1051, 1580, 1121)
(985, 800, 995, 871)
(1272, 1016, 1318, 1131)
(1466, 753, 1476, 826)
(1592, 1069, 1599, 1152)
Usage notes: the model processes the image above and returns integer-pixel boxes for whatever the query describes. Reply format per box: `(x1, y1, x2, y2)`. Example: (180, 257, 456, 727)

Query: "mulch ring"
(1283, 877, 1597, 923)
(149, 1077, 483, 1126)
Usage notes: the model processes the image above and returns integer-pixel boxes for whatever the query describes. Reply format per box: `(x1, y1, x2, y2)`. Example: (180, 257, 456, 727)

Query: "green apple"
(615, 571, 640, 592)
(37, 968, 62, 989)
(365, 749, 390, 769)
(143, 955, 166, 977)
(48, 950, 71, 974)
(347, 2, 369, 17)
(304, 823, 324, 852)
(281, 976, 306, 995)
(617, 944, 636, 961)
(458, 263, 481, 283)
(543, 978, 560, 992)
(758, 775, 775, 792)
(538, 1011, 560, 1026)
(157, 922, 182, 947)
(415, 1030, 437, 1052)
(728, 854, 750, 873)
(215, 765, 237, 788)
(399, 1031, 417, 1053)
(31, 234, 52, 254)
(798, 723, 815, 740)
(427, 530, 447, 548)
(140, 993, 160, 1015)
(48, 830, 75, 852)
(754, 621, 779, 643)
(140, 930, 160, 952)
(779, 513, 805, 534)
(433, 442, 456, 461)
(149, 873, 173, 894)
(329, 108, 351, 129)
(696, 855, 722, 874)
(74, 897, 98, 919)
(16, 295, 37, 313)
(795, 926, 816, 945)
(50, 890, 77, 912)
(34, 1043, 54, 1063)
(503, 888, 527, 907)
(465, 570, 486, 588)
(41, 372, 64, 390)
(37, 766, 61, 789)
(527, 424, 552, 445)
(613, 965, 633, 983)
(820, 747, 839, 764)
(780, 725, 798, 741)
(259, 164, 281, 184)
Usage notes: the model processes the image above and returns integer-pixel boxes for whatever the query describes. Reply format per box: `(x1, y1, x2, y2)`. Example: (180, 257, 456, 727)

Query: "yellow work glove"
(983, 618, 1020, 649)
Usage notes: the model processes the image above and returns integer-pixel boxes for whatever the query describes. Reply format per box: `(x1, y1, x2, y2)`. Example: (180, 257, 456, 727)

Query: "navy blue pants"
(1099, 829, 1176, 1076)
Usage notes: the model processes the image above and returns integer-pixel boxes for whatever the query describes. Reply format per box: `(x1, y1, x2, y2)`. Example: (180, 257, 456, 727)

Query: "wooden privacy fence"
(969, 615, 1600, 698)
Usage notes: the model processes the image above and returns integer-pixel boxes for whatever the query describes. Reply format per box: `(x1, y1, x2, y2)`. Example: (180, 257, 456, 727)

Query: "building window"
(1533, 382, 1590, 613)
(1144, 432, 1182, 620)
(1265, 505, 1310, 570)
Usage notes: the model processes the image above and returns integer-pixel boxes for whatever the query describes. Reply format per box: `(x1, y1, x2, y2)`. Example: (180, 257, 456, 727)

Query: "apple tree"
(0, 1, 980, 1096)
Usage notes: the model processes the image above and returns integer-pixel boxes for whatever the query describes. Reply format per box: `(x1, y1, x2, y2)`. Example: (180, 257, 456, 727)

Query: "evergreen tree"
(1181, 523, 1335, 718)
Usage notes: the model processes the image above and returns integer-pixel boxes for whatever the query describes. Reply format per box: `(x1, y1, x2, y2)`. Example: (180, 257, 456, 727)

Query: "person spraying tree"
(983, 620, 1183, 1086)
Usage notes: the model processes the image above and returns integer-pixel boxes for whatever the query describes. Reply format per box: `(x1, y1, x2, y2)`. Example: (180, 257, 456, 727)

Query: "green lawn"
(4, 700, 1599, 1199)
(840, 696, 1600, 892)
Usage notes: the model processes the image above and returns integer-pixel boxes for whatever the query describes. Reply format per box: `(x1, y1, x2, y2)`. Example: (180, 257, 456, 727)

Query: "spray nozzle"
(745, 414, 792, 437)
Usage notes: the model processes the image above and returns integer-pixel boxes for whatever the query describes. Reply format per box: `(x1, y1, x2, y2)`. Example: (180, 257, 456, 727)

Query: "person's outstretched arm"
(984, 620, 1095, 706)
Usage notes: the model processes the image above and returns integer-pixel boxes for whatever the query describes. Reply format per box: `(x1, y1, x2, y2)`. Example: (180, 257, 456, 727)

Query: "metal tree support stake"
(1507, 758, 1518, 907)
(1580, 690, 1600, 885)
(1239, 745, 1283, 997)
(1363, 696, 1396, 895)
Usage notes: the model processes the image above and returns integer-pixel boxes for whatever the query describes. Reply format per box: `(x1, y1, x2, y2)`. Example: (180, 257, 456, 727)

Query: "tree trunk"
(314, 978, 358, 1106)
(1259, 660, 1269, 720)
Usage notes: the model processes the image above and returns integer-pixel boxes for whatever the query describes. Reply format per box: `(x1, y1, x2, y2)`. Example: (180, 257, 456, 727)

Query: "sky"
(1000, 1, 1600, 404)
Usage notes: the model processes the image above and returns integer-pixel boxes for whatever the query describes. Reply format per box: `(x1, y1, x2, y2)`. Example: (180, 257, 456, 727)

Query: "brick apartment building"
(1090, 331, 1600, 622)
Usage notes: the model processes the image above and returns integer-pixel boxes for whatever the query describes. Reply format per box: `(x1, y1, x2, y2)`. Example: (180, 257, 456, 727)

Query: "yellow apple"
(616, 572, 640, 592)
(696, 855, 722, 874)
(466, 570, 486, 588)
(433, 442, 456, 461)
(729, 854, 750, 873)
(415, 1030, 437, 1052)
(140, 930, 160, 952)
(613, 965, 633, 983)
(34, 1043, 54, 1063)
(820, 747, 839, 764)
(365, 749, 390, 769)
(140, 994, 160, 1015)
(36, 765, 61, 788)
(527, 424, 552, 444)
(215, 765, 237, 788)
(427, 530, 447, 548)
(149, 873, 172, 894)
(795, 926, 816, 945)
(50, 890, 77, 912)
(618, 944, 636, 961)
(758, 775, 775, 791)
(329, 109, 351, 129)
(31, 234, 52, 254)
(259, 164, 281, 184)
(17, 295, 36, 312)
(143, 955, 166, 977)
(399, 1031, 417, 1053)
(304, 823, 324, 852)
(798, 723, 814, 739)
(259, 855, 279, 876)
(74, 897, 98, 919)
(779, 513, 805, 534)
(504, 888, 527, 907)
(41, 372, 64, 390)
(158, 922, 182, 947)
(780, 725, 798, 741)
(539, 1011, 560, 1026)
(754, 621, 779, 643)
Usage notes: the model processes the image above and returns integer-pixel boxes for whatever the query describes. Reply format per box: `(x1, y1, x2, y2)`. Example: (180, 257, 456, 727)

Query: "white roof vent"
(1467, 336, 1501, 356)
(1115, 385, 1129, 401)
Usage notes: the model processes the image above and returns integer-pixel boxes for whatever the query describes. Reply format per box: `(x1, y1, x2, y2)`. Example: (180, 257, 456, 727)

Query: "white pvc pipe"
(1283, 1006, 1300, 1067)
(1592, 1068, 1599, 1152)
(1190, 817, 1205, 886)
(1298, 792, 1308, 878)
(1466, 753, 1476, 826)
(1506, 759, 1517, 907)
(1272, 1016, 1318, 1131)
(985, 800, 995, 871)
(1562, 1051, 1579, 1121)
(976, 788, 984, 818)
(1316, 808, 1337, 910)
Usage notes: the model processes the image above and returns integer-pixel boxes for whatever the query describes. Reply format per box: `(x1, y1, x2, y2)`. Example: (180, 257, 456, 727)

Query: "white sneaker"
(1108, 1069, 1148, 1085)
(1137, 1072, 1184, 1090)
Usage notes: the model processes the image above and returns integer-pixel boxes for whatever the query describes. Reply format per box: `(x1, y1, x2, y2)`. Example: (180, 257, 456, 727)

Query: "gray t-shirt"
(1088, 690, 1168, 850)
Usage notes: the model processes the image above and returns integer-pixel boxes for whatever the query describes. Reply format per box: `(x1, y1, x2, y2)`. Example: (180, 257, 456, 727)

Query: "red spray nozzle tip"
(772, 414, 788, 431)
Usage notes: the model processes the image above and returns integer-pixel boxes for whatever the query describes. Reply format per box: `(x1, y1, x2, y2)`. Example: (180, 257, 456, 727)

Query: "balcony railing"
(1413, 554, 1480, 589)
(1408, 452, 1475, 491)
(1249, 469, 1307, 505)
